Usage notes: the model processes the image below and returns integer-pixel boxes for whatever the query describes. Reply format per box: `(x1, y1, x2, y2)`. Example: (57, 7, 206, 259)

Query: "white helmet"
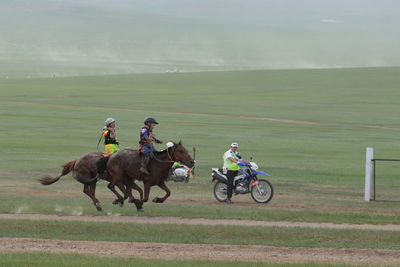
(105, 117, 116, 126)
(231, 142, 238, 148)
(166, 141, 174, 148)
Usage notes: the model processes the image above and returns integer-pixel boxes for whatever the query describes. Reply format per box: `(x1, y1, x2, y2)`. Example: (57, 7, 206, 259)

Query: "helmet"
(105, 117, 116, 126)
(231, 142, 238, 148)
(144, 117, 158, 125)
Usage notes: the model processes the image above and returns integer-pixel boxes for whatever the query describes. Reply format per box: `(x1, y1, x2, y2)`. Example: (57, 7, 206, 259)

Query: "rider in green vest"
(222, 142, 242, 203)
(102, 117, 121, 156)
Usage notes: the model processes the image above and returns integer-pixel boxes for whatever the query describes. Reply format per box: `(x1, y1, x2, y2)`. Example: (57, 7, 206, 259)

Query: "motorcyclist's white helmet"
(105, 117, 116, 126)
(231, 142, 238, 148)
(166, 141, 174, 148)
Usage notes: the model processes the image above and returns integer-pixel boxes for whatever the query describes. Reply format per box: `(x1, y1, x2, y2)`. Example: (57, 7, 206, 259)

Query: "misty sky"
(1, 0, 399, 76)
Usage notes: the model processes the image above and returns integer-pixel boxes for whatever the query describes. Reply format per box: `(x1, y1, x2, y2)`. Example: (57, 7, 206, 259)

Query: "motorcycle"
(211, 161, 273, 203)
(166, 163, 193, 183)
(166, 147, 196, 183)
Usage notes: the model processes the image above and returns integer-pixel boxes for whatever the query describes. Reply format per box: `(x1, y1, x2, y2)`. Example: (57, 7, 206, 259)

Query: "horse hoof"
(112, 199, 119, 205)
(128, 198, 135, 203)
(152, 197, 164, 203)
(137, 208, 144, 212)
(95, 203, 102, 211)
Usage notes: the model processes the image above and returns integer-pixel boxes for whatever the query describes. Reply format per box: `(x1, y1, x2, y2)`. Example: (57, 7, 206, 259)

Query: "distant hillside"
(0, 0, 399, 77)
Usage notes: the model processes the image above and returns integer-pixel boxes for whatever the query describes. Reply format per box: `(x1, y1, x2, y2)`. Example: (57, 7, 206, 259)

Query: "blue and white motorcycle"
(211, 161, 273, 203)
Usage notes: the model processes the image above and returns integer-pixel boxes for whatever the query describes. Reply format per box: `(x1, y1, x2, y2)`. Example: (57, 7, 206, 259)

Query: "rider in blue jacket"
(139, 117, 163, 175)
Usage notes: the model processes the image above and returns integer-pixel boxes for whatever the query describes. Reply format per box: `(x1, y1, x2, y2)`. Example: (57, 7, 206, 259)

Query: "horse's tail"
(38, 160, 76, 185)
(73, 173, 98, 185)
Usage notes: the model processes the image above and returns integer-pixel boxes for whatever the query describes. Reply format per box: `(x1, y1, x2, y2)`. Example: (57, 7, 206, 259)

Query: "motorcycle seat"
(212, 168, 225, 174)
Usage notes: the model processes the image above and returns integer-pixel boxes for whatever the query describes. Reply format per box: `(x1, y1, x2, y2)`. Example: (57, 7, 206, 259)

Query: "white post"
(364, 147, 374, 201)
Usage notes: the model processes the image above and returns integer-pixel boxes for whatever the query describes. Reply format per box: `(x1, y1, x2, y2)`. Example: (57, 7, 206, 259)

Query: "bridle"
(151, 147, 176, 163)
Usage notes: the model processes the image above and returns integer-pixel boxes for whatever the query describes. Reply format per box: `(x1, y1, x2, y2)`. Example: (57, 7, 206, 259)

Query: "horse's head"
(169, 141, 195, 168)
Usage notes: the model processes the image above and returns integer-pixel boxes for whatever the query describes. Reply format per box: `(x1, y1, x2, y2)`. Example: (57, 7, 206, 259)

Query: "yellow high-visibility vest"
(223, 150, 240, 171)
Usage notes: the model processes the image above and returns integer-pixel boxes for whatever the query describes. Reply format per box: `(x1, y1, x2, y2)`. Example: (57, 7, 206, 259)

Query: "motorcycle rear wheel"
(213, 181, 227, 202)
(250, 179, 273, 203)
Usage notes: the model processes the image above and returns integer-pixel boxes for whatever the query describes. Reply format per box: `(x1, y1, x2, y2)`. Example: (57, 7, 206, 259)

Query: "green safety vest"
(223, 150, 240, 171)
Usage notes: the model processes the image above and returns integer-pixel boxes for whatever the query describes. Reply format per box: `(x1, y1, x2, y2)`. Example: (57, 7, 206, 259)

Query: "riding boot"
(140, 154, 151, 175)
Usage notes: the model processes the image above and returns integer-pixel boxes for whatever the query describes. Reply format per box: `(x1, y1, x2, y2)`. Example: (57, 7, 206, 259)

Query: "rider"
(139, 117, 163, 175)
(102, 117, 120, 156)
(222, 142, 243, 203)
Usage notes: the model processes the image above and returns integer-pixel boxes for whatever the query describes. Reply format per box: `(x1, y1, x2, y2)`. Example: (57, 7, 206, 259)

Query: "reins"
(151, 147, 175, 163)
(96, 132, 104, 152)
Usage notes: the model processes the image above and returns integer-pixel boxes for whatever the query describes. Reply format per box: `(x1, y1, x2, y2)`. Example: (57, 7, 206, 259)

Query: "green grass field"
(1, 67, 400, 206)
(1, 67, 400, 265)
(0, 253, 359, 267)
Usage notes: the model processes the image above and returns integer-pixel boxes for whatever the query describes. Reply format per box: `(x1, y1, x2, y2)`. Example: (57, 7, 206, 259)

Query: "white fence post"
(364, 147, 374, 201)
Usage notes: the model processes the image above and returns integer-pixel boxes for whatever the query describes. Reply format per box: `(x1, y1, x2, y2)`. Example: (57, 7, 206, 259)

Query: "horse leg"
(116, 181, 133, 208)
(120, 178, 134, 202)
(118, 178, 143, 211)
(107, 182, 124, 207)
(89, 183, 103, 211)
(142, 182, 151, 203)
(131, 182, 150, 212)
(129, 181, 144, 202)
(126, 180, 144, 211)
(117, 183, 130, 201)
(83, 184, 102, 211)
(152, 181, 170, 203)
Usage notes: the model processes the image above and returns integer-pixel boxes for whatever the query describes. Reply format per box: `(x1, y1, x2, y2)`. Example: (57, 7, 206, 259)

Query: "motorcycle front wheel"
(213, 181, 228, 202)
(250, 179, 274, 203)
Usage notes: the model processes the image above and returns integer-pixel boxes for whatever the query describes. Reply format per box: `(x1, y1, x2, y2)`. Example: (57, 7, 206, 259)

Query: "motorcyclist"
(139, 117, 163, 175)
(222, 142, 243, 203)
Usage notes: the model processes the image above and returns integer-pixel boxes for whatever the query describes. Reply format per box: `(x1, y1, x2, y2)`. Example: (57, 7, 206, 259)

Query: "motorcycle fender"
(211, 173, 227, 184)
(253, 170, 270, 176)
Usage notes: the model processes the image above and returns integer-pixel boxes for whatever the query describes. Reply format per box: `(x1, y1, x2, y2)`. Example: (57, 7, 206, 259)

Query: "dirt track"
(1, 213, 400, 265)
(1, 237, 400, 265)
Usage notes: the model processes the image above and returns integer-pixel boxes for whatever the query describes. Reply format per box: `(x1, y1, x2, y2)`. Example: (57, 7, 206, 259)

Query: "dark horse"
(75, 142, 194, 211)
(38, 152, 143, 211)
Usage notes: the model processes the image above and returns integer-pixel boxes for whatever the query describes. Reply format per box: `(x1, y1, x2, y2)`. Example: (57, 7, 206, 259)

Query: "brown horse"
(38, 152, 143, 211)
(76, 142, 194, 211)
(38, 152, 104, 211)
